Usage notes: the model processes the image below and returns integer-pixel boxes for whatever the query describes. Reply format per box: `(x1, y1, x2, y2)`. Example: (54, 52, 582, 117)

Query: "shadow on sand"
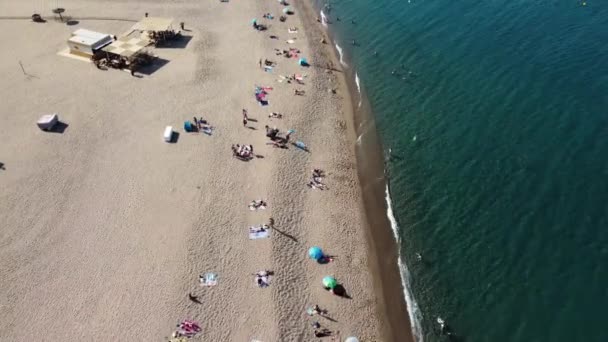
(156, 35, 193, 49)
(47, 122, 69, 134)
(137, 57, 170, 76)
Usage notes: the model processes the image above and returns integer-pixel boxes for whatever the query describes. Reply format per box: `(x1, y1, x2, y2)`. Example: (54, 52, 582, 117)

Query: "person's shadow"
(272, 225, 297, 242)
(188, 293, 202, 304)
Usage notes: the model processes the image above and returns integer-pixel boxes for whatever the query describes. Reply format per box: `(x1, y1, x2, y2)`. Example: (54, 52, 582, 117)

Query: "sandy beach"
(0, 0, 410, 340)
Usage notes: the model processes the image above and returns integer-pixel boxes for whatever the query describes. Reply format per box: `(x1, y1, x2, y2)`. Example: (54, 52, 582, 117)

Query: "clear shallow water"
(317, 0, 608, 341)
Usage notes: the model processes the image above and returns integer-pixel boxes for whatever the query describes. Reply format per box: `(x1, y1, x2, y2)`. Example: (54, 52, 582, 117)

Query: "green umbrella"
(322, 276, 337, 289)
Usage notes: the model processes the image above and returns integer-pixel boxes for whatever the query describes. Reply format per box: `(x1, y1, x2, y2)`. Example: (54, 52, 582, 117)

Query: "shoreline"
(295, 2, 415, 341)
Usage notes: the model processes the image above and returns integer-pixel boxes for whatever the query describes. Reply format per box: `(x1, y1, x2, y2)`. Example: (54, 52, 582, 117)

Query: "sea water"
(318, 0, 608, 341)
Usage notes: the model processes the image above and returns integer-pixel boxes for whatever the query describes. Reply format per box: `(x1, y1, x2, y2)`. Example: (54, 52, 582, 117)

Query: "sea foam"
(385, 183, 424, 342)
(334, 43, 348, 67)
(355, 72, 362, 108)
(320, 10, 328, 27)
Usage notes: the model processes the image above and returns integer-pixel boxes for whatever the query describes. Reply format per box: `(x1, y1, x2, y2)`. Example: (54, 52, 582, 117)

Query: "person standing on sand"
(145, 12, 148, 17)
(242, 109, 248, 127)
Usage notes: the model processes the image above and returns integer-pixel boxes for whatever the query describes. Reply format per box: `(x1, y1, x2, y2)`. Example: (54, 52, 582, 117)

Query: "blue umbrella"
(308, 246, 324, 260)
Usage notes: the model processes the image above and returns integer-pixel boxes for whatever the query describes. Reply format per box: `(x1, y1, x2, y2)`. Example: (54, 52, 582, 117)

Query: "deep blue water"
(317, 0, 608, 341)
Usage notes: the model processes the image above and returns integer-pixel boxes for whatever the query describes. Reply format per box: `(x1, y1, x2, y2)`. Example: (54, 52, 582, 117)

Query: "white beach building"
(67, 29, 113, 58)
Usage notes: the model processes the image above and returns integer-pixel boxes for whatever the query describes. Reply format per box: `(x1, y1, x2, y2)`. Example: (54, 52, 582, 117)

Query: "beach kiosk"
(100, 36, 151, 69)
(67, 29, 113, 58)
(131, 17, 179, 46)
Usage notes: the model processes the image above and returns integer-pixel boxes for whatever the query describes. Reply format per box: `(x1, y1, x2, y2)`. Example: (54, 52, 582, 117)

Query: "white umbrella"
(345, 338, 360, 342)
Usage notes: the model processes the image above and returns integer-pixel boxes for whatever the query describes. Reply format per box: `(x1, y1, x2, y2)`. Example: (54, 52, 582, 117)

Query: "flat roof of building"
(69, 29, 111, 46)
(132, 17, 174, 32)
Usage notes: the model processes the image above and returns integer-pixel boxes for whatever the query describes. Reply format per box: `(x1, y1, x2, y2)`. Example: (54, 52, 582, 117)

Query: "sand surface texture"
(0, 0, 384, 340)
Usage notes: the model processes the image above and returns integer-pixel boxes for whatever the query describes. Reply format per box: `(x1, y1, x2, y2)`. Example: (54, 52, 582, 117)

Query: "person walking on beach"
(259, 58, 262, 69)
(242, 109, 248, 127)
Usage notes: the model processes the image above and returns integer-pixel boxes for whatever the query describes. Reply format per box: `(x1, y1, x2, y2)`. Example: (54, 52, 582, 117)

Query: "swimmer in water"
(336, 17, 341, 22)
(352, 39, 356, 46)
(373, 51, 378, 56)
(415, 253, 422, 261)
(437, 317, 453, 336)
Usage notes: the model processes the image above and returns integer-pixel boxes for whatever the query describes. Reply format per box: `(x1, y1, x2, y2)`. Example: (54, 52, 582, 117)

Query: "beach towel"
(288, 28, 298, 33)
(294, 140, 308, 151)
(264, 66, 273, 72)
(199, 272, 218, 286)
(286, 39, 296, 44)
(169, 338, 189, 342)
(249, 228, 270, 239)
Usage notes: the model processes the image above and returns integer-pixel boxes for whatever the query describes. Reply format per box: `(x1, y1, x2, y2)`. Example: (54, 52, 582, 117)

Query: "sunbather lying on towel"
(255, 270, 272, 287)
(265, 125, 280, 140)
(269, 112, 283, 119)
(249, 199, 267, 210)
(249, 225, 270, 233)
(307, 179, 327, 190)
(232, 144, 254, 159)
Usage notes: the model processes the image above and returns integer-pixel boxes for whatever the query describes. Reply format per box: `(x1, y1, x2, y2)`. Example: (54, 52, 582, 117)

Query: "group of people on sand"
(305, 304, 338, 337)
(254, 270, 272, 288)
(192, 116, 213, 134)
(265, 125, 293, 148)
(307, 168, 327, 190)
(268, 112, 283, 119)
(232, 144, 254, 159)
(172, 320, 201, 339)
(274, 47, 301, 58)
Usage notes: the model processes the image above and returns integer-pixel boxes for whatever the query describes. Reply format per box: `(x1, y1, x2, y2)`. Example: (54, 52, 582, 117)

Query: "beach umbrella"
(308, 246, 324, 260)
(345, 338, 360, 342)
(322, 276, 338, 289)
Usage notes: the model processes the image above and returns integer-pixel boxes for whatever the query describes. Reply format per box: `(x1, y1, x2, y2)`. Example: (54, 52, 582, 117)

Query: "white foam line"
(320, 10, 328, 27)
(334, 42, 348, 67)
(385, 184, 424, 342)
(355, 72, 362, 108)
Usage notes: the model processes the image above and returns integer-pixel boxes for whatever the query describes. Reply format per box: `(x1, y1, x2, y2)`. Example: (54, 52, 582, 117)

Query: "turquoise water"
(318, 0, 608, 341)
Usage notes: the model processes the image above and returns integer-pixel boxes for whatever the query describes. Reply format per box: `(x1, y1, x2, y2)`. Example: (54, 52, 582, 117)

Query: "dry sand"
(0, 0, 399, 340)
